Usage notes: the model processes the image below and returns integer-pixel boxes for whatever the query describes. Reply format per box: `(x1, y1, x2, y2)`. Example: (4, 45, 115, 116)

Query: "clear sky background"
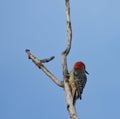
(0, 0, 120, 119)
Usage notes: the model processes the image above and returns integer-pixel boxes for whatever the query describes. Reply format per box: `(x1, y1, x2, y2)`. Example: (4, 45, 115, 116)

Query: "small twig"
(40, 56, 55, 63)
(25, 49, 64, 88)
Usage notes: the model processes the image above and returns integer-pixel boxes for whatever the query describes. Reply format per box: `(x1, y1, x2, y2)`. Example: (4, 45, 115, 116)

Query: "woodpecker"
(69, 61, 89, 105)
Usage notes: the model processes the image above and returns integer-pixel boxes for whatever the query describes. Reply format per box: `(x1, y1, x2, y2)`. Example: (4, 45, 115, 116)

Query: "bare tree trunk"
(25, 0, 79, 119)
(62, 0, 79, 119)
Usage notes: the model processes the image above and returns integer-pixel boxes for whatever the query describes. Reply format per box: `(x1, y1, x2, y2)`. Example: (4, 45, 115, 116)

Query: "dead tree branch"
(25, 49, 64, 87)
(25, 0, 79, 118)
(62, 0, 79, 119)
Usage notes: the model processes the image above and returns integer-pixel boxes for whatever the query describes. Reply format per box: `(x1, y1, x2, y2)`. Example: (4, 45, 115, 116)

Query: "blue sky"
(0, 0, 120, 119)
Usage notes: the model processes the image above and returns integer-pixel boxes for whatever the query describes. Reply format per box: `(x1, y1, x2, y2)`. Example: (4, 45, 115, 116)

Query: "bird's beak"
(85, 70, 89, 75)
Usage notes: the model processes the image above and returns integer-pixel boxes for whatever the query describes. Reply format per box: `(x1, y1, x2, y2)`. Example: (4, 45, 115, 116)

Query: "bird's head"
(74, 61, 89, 74)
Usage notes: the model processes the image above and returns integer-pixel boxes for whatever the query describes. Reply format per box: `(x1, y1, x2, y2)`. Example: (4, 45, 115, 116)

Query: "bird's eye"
(74, 69, 81, 75)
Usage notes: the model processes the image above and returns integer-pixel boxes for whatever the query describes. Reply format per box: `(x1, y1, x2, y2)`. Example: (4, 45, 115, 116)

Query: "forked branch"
(25, 49, 64, 87)
(25, 0, 79, 118)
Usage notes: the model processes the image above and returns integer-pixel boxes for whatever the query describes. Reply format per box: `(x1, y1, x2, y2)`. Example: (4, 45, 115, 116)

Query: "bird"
(69, 61, 89, 105)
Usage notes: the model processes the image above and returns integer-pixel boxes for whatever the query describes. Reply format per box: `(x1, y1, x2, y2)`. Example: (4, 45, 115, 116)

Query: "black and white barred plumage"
(69, 61, 89, 105)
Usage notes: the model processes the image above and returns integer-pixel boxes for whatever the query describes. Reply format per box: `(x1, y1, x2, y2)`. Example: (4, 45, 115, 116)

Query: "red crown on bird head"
(74, 61, 85, 69)
(74, 61, 89, 74)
